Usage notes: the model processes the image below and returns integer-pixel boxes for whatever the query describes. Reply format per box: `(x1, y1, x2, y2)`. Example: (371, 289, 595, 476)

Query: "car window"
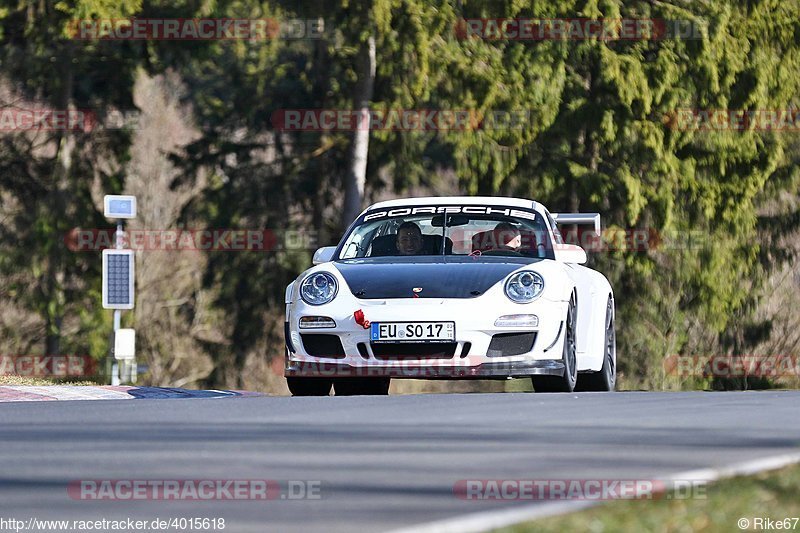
(336, 205, 554, 260)
(339, 216, 441, 259)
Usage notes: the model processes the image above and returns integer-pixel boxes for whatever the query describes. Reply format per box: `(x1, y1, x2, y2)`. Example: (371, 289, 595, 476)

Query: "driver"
(395, 221, 425, 255)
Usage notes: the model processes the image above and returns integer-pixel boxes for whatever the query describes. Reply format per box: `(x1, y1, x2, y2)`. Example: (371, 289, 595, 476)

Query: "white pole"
(110, 221, 124, 386)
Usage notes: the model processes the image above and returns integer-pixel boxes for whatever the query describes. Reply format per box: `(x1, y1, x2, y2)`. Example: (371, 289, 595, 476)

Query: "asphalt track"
(1, 390, 800, 532)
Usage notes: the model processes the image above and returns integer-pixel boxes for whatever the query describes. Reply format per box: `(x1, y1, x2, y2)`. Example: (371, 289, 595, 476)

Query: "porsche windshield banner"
(362, 205, 538, 222)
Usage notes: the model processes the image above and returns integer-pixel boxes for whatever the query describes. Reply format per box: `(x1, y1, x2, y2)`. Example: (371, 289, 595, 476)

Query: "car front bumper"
(285, 296, 569, 379)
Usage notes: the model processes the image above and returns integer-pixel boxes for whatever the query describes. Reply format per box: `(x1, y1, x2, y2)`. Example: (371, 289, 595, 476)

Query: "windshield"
(336, 205, 554, 260)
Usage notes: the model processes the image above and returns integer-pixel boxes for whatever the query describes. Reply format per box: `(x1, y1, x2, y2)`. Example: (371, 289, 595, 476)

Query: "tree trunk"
(341, 35, 376, 230)
(44, 42, 75, 356)
(312, 36, 330, 244)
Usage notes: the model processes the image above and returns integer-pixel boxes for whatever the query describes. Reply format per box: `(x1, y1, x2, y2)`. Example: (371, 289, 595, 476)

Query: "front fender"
(567, 264, 613, 371)
(285, 282, 295, 304)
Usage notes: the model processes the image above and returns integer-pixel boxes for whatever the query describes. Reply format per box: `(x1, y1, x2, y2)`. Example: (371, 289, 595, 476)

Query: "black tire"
(333, 377, 391, 396)
(576, 296, 616, 392)
(532, 296, 578, 393)
(286, 377, 332, 396)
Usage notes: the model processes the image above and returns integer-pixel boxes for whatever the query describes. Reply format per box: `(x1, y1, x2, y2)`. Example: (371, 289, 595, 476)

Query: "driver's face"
(396, 228, 424, 255)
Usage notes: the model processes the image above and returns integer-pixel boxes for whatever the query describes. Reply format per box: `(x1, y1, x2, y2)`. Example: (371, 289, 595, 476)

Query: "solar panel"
(102, 249, 135, 309)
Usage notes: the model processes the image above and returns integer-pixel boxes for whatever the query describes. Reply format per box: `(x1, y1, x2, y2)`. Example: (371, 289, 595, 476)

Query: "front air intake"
(486, 333, 536, 357)
(301, 334, 346, 358)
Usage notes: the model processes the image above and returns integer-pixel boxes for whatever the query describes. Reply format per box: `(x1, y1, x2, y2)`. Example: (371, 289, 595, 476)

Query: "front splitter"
(284, 359, 565, 379)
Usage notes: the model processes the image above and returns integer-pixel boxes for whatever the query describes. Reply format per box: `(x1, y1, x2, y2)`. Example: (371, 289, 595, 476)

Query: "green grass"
(496, 462, 800, 533)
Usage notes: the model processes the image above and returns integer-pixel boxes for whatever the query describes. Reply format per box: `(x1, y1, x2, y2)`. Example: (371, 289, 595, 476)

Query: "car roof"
(366, 196, 544, 212)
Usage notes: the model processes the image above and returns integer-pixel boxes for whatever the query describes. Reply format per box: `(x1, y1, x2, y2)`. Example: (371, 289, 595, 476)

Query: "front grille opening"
(487, 333, 536, 357)
(371, 342, 456, 359)
(357, 342, 370, 359)
(301, 334, 346, 358)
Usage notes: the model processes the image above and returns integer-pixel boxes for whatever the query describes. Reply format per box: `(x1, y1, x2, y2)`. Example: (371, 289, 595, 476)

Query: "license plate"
(371, 322, 455, 343)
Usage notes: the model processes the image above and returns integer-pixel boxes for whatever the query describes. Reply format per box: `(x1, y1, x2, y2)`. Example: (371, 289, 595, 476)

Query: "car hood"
(332, 256, 542, 299)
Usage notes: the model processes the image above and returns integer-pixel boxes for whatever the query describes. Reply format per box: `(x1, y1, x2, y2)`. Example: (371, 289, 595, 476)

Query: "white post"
(110, 221, 123, 386)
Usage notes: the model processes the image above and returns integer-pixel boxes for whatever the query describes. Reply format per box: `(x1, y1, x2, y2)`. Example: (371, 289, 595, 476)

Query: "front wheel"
(286, 377, 332, 396)
(532, 296, 577, 393)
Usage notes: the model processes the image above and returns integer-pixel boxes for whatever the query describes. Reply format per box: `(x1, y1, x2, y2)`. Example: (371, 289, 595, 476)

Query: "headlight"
(505, 271, 544, 303)
(300, 272, 338, 305)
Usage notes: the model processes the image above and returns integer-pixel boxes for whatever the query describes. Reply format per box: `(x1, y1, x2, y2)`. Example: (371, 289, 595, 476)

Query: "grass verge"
(496, 462, 800, 533)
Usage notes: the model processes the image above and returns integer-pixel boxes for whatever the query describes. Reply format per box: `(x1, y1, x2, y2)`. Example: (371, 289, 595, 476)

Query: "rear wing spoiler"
(551, 213, 601, 234)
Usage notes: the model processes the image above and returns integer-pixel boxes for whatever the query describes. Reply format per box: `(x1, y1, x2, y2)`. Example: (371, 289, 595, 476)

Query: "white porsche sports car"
(284, 196, 615, 396)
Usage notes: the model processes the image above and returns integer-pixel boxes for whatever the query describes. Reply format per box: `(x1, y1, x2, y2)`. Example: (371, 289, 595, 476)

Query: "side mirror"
(554, 244, 587, 264)
(312, 246, 336, 265)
